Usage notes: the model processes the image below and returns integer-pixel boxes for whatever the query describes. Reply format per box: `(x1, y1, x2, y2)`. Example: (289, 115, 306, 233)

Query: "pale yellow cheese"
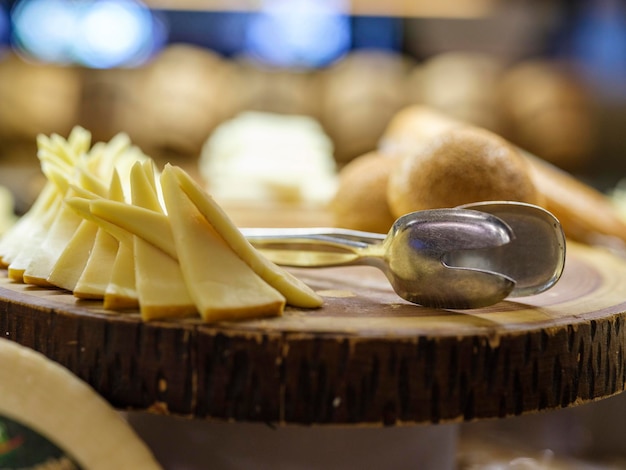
(47, 172, 114, 291)
(103, 242, 138, 309)
(129, 161, 195, 320)
(0, 183, 59, 268)
(169, 165, 323, 308)
(7, 196, 63, 282)
(46, 219, 99, 291)
(160, 168, 286, 322)
(133, 238, 196, 320)
(23, 198, 83, 286)
(73, 228, 118, 300)
(88, 200, 176, 258)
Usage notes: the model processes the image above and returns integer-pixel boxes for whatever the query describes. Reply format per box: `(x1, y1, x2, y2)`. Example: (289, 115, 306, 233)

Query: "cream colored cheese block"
(161, 168, 286, 322)
(0, 338, 161, 469)
(199, 111, 337, 204)
(169, 165, 323, 308)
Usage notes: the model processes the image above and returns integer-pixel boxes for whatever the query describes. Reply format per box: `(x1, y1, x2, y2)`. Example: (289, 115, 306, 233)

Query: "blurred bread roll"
(526, 154, 626, 247)
(406, 52, 505, 134)
(0, 53, 80, 139)
(386, 127, 541, 217)
(330, 151, 398, 233)
(378, 105, 464, 158)
(379, 105, 626, 247)
(320, 50, 413, 163)
(497, 59, 595, 171)
(131, 44, 237, 157)
(230, 59, 322, 118)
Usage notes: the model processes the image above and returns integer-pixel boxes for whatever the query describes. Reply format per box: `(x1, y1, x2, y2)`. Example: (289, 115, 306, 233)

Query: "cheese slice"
(47, 171, 114, 292)
(160, 169, 285, 322)
(103, 242, 138, 309)
(66, 172, 132, 304)
(88, 200, 176, 259)
(23, 197, 83, 286)
(7, 196, 63, 282)
(129, 161, 195, 319)
(168, 165, 323, 308)
(73, 228, 118, 300)
(0, 338, 161, 469)
(46, 219, 99, 291)
(0, 183, 60, 268)
(133, 238, 196, 320)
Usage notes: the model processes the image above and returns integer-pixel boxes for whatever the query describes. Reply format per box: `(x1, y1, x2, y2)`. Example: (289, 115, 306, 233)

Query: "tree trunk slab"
(1, 242, 625, 426)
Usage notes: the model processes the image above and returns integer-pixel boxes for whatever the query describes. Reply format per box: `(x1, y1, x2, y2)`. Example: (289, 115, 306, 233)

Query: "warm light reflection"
(11, 0, 160, 68)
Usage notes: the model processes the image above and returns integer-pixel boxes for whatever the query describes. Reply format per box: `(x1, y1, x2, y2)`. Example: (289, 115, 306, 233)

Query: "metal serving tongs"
(241, 202, 566, 309)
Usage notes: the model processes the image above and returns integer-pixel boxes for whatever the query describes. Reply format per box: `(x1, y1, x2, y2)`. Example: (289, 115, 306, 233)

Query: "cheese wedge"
(88, 200, 176, 259)
(0, 183, 59, 267)
(160, 169, 286, 322)
(103, 242, 138, 309)
(65, 174, 138, 307)
(133, 238, 196, 319)
(23, 197, 83, 286)
(167, 165, 323, 308)
(46, 219, 99, 291)
(129, 161, 195, 319)
(0, 338, 161, 469)
(7, 196, 63, 282)
(47, 171, 121, 291)
(65, 196, 133, 248)
(86, 168, 322, 311)
(73, 228, 118, 300)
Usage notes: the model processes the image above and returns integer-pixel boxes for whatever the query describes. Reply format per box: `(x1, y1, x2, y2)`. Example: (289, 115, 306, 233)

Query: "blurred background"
(0, 0, 625, 212)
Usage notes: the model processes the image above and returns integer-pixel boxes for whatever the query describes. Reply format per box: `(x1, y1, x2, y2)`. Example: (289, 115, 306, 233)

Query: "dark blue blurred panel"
(156, 10, 403, 59)
(351, 15, 404, 51)
(0, 0, 9, 47)
(155, 10, 250, 57)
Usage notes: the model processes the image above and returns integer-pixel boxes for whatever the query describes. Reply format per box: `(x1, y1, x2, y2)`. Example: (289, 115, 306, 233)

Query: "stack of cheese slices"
(0, 127, 322, 322)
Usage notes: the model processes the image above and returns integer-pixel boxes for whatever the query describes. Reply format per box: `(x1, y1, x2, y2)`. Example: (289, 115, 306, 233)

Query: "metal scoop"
(242, 202, 566, 309)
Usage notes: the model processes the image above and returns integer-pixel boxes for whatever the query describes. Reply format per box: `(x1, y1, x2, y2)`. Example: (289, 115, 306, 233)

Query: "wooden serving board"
(1, 241, 626, 426)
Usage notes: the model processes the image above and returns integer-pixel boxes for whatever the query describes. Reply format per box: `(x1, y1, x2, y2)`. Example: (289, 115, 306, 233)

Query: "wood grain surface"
(1, 241, 625, 426)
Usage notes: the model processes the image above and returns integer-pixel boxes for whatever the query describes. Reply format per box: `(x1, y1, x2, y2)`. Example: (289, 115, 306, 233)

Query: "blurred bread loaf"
(497, 59, 595, 172)
(319, 50, 413, 163)
(130, 44, 238, 158)
(330, 152, 398, 233)
(374, 105, 626, 246)
(406, 52, 505, 135)
(386, 126, 542, 217)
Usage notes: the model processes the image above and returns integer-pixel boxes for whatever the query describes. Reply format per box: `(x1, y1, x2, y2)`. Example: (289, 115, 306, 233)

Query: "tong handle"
(240, 227, 386, 267)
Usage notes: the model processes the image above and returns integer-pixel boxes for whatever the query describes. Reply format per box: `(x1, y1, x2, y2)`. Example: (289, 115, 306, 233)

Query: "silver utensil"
(242, 202, 566, 309)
